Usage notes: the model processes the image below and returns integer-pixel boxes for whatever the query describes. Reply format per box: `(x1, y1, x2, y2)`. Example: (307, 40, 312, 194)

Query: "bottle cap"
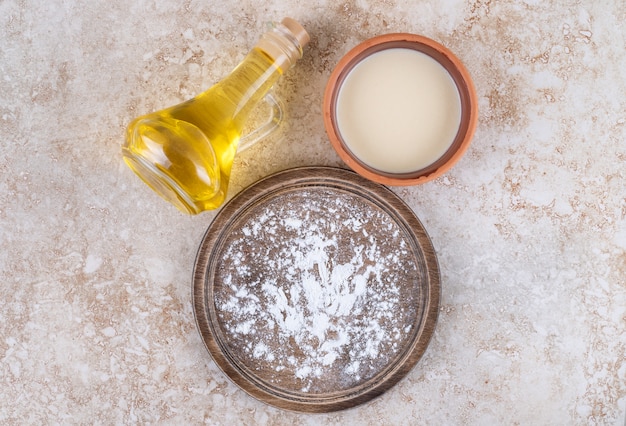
(256, 18, 310, 72)
(281, 18, 310, 49)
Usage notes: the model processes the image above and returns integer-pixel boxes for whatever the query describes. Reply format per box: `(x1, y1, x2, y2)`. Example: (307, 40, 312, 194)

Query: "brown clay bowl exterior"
(323, 33, 478, 186)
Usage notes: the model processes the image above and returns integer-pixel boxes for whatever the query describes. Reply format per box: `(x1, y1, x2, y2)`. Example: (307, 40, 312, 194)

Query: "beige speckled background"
(1, 0, 625, 424)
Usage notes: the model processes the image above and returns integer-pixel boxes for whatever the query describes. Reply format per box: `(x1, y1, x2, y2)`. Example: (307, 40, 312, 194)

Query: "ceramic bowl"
(323, 33, 478, 186)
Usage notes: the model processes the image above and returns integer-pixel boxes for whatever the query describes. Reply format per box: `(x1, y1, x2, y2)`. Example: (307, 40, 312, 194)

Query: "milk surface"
(336, 48, 462, 173)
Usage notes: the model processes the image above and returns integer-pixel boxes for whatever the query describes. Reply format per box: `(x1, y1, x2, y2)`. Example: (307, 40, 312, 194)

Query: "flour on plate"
(214, 189, 420, 393)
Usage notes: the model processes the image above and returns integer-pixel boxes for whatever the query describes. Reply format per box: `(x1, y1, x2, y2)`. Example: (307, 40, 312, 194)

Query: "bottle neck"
(215, 48, 281, 125)
(255, 19, 308, 73)
(216, 19, 309, 122)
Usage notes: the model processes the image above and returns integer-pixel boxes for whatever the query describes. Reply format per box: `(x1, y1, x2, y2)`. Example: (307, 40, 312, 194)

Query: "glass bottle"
(122, 18, 309, 214)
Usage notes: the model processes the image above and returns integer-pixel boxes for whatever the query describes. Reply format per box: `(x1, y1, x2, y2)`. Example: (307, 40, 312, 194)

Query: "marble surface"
(1, 0, 625, 424)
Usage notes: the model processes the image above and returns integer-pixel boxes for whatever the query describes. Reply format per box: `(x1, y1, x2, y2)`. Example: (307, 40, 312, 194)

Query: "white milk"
(336, 48, 462, 173)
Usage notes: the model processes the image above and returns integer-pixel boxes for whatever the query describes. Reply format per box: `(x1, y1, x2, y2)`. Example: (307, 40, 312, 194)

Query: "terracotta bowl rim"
(323, 33, 478, 186)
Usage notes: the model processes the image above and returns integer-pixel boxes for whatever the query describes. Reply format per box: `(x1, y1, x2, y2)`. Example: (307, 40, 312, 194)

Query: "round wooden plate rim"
(192, 166, 440, 412)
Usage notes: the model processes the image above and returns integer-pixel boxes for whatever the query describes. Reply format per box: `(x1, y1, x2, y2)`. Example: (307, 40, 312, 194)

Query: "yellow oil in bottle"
(122, 18, 309, 214)
(123, 48, 281, 213)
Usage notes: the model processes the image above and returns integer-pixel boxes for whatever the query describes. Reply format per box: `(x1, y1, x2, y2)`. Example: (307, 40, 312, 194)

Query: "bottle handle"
(237, 93, 284, 152)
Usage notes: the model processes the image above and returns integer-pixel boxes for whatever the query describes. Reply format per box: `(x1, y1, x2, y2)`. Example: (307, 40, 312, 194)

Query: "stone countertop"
(1, 1, 625, 424)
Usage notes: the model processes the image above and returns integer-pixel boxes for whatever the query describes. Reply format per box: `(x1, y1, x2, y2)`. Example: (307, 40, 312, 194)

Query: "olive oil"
(122, 19, 309, 214)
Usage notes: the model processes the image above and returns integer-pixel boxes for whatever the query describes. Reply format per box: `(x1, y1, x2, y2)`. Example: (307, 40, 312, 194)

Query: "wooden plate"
(193, 166, 440, 412)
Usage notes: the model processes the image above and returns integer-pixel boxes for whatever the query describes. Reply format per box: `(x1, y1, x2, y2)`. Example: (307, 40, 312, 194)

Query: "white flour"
(214, 189, 419, 393)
